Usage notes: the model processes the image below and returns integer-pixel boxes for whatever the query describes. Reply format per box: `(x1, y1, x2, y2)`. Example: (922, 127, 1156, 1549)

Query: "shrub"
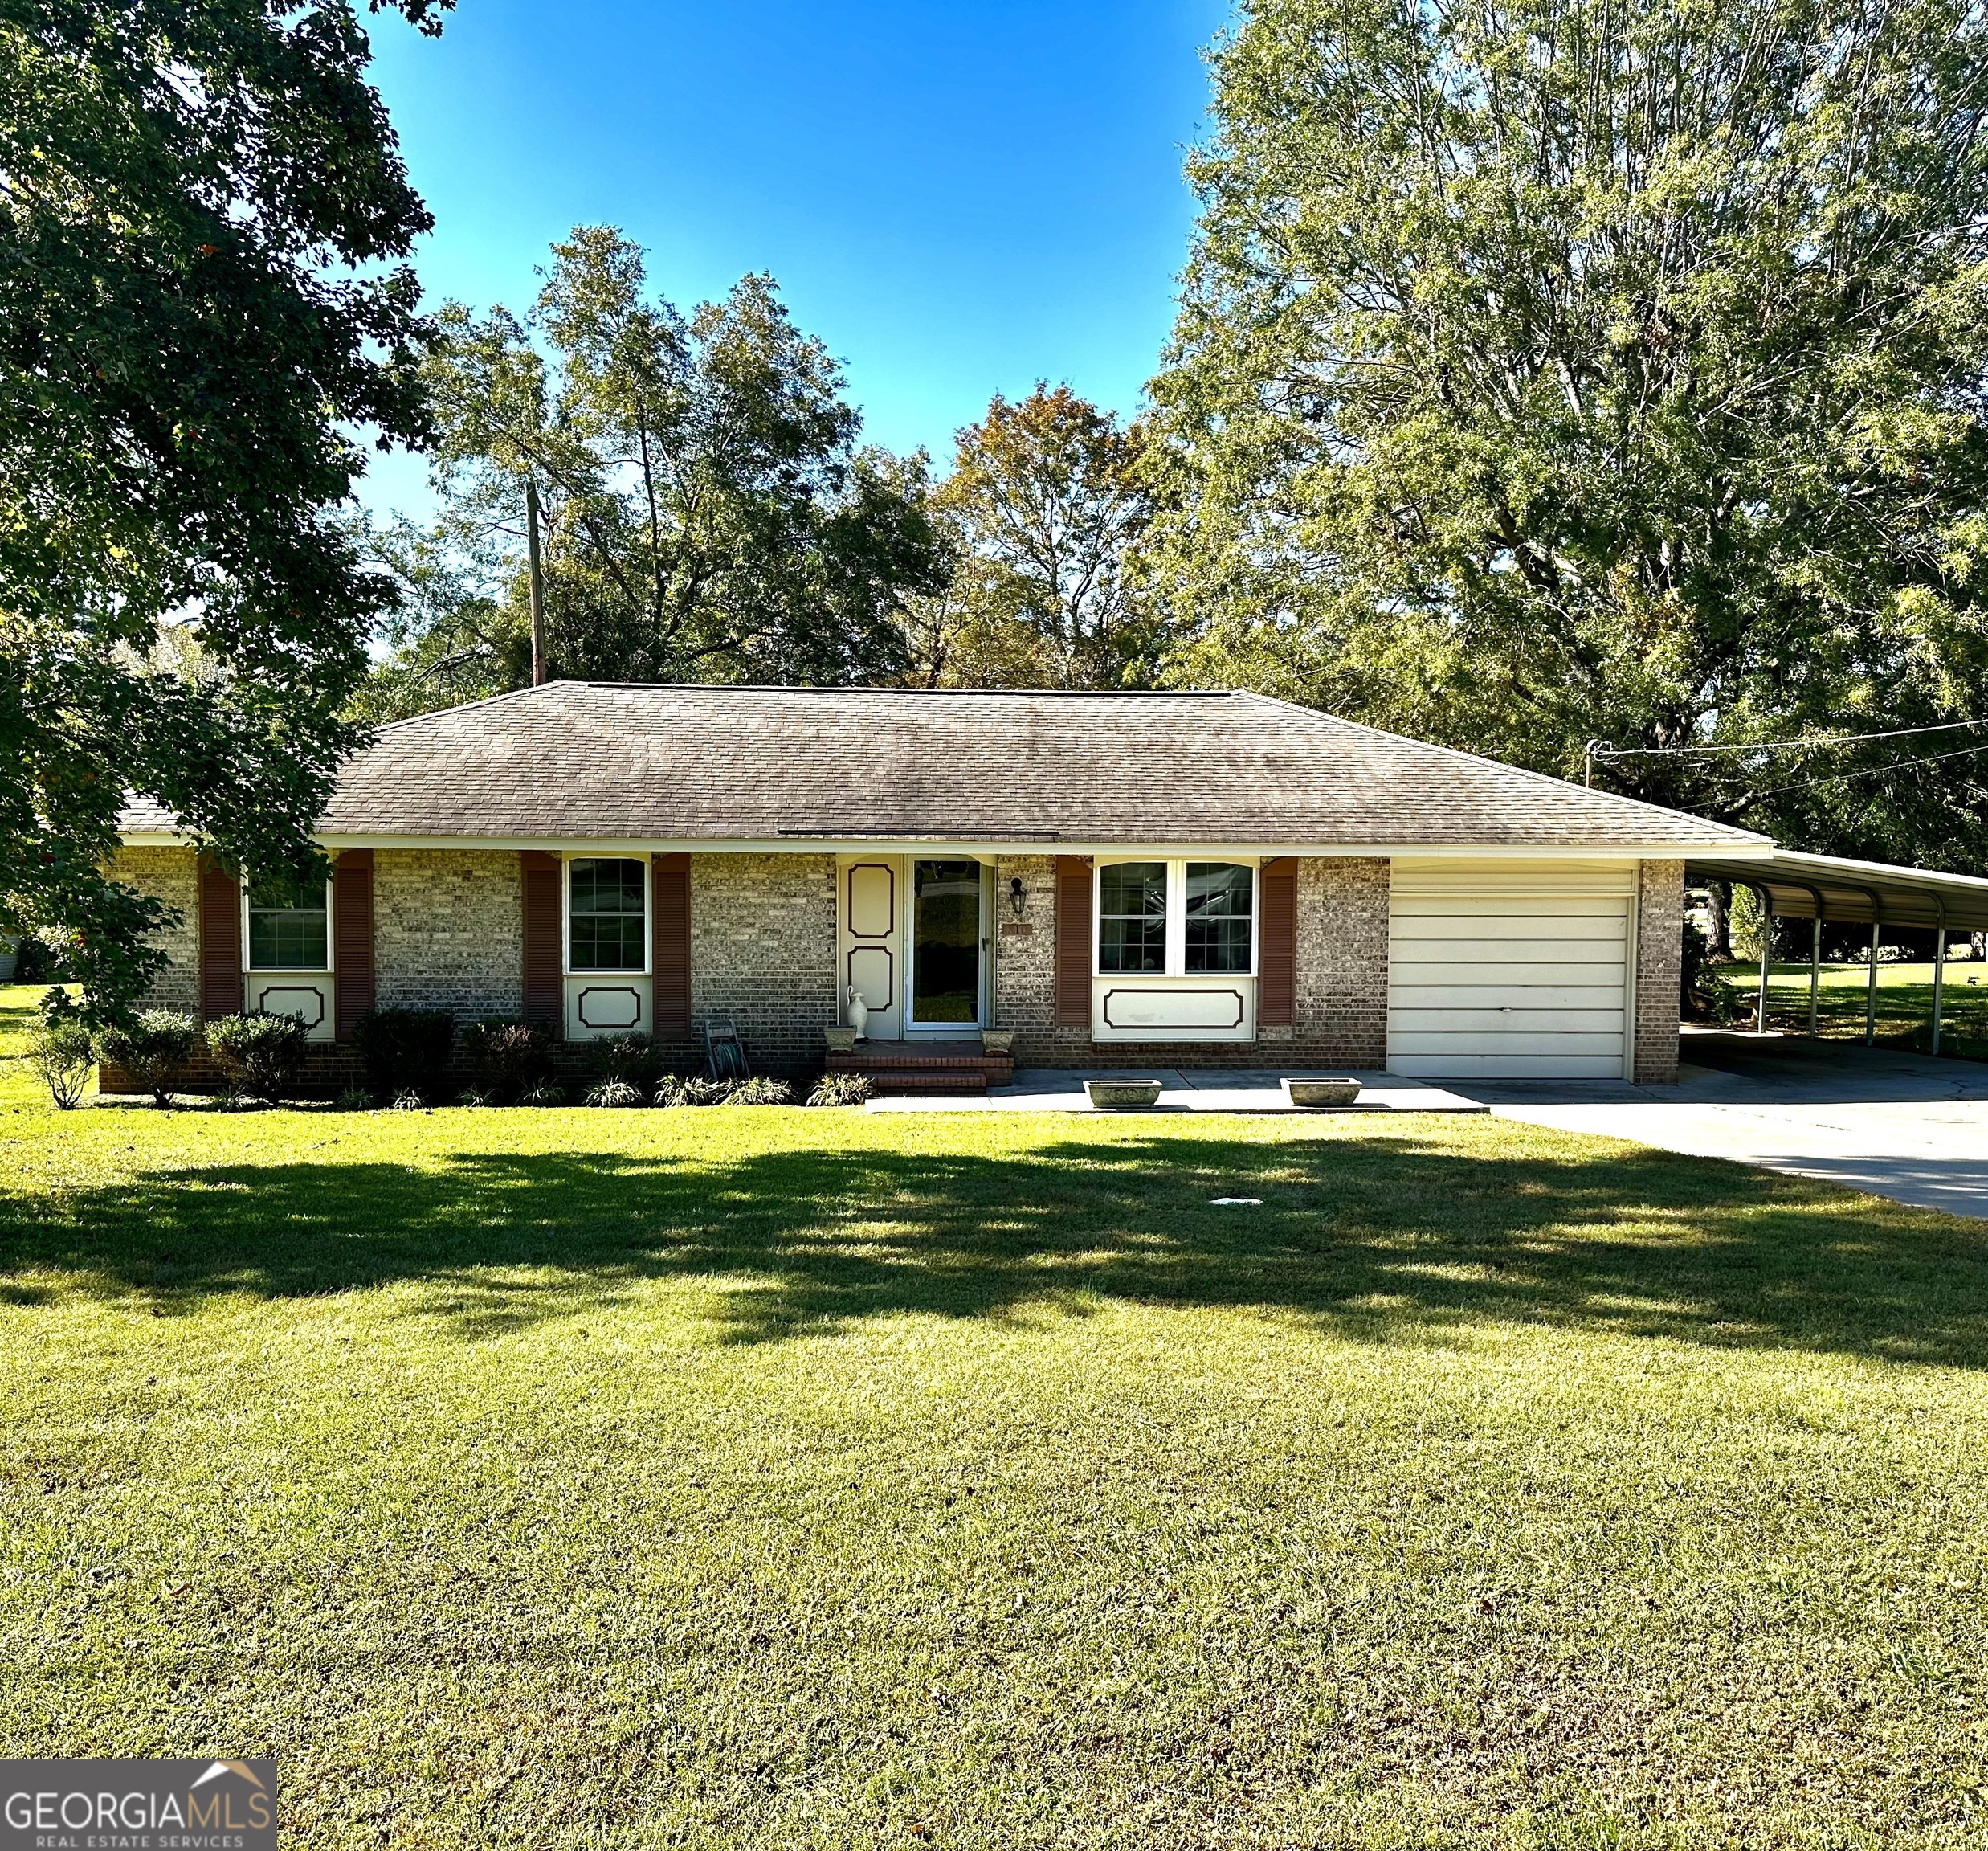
(350, 1007, 455, 1101)
(654, 1073, 728, 1108)
(595, 1032, 661, 1089)
(25, 1015, 95, 1110)
(333, 1088, 375, 1112)
(519, 1081, 566, 1107)
(465, 1019, 556, 1104)
(96, 1009, 197, 1107)
(722, 1076, 794, 1106)
(586, 1078, 646, 1108)
(806, 1071, 872, 1108)
(206, 1012, 309, 1104)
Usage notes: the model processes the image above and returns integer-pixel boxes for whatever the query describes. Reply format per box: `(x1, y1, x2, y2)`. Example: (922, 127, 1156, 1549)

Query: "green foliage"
(205, 1012, 309, 1105)
(349, 1007, 455, 1102)
(363, 228, 949, 713)
(1149, 0, 1988, 864)
(464, 1019, 555, 1105)
(722, 1076, 794, 1107)
(22, 1012, 94, 1110)
(900, 386, 1157, 690)
(0, 0, 446, 1022)
(585, 1079, 646, 1108)
(96, 1009, 197, 1108)
(594, 1032, 661, 1089)
(806, 1071, 873, 1108)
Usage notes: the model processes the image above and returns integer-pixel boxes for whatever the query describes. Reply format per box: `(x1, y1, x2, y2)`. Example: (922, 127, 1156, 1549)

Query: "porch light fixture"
(1008, 876, 1027, 919)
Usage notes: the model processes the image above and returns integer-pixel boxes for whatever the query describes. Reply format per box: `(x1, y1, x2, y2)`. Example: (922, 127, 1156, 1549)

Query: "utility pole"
(525, 477, 547, 688)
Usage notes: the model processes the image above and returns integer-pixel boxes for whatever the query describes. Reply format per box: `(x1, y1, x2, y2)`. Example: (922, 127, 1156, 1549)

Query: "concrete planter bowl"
(1085, 1078, 1163, 1110)
(979, 1029, 1014, 1054)
(1283, 1077, 1362, 1108)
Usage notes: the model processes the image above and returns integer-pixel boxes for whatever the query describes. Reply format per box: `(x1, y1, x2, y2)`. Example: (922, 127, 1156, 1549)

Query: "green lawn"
(4, 985, 1988, 1846)
(1712, 954, 1988, 1050)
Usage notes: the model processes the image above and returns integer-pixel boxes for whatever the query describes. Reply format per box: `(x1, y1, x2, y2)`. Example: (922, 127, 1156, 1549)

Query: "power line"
(1592, 717, 1988, 761)
(1744, 738, 1988, 801)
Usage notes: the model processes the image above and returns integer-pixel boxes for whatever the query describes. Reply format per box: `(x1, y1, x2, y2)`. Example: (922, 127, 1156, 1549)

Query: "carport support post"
(1933, 921, 1948, 1056)
(1752, 888, 1771, 1033)
(1809, 917, 1821, 1038)
(1866, 922, 1880, 1046)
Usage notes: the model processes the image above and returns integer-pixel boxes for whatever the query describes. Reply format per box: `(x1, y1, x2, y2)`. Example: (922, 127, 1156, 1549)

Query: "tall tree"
(0, 0, 442, 1018)
(369, 228, 948, 711)
(1149, 0, 1988, 863)
(908, 384, 1156, 689)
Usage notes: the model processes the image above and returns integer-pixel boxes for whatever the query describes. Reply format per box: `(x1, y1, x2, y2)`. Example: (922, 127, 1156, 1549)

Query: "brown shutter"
(652, 853, 691, 1040)
(1054, 856, 1092, 1029)
(333, 848, 375, 1040)
(520, 851, 563, 1032)
(198, 854, 243, 1023)
(1259, 857, 1298, 1027)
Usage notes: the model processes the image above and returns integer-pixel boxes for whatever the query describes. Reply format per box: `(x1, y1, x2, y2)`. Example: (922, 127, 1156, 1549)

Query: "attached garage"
(1386, 860, 1637, 1079)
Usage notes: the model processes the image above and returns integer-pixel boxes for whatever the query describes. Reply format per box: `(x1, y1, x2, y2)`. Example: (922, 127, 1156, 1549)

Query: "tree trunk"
(1705, 881, 1733, 962)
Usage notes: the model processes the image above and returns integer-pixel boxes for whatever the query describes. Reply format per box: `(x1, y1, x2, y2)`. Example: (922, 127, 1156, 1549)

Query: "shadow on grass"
(5, 1122, 1988, 1365)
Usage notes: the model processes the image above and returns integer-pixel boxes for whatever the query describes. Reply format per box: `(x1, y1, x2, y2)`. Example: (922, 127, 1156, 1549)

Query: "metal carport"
(1684, 848, 1988, 1051)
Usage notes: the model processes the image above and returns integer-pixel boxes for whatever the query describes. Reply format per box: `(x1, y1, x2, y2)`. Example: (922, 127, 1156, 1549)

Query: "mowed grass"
(3, 991, 1988, 1846)
(1715, 955, 1988, 1048)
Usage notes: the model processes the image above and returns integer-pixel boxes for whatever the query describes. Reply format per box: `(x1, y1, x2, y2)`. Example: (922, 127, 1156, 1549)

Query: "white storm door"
(1387, 861, 1635, 1079)
(839, 855, 904, 1040)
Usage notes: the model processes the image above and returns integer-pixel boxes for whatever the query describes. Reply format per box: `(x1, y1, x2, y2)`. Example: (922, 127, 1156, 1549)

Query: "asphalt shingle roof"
(116, 684, 1768, 849)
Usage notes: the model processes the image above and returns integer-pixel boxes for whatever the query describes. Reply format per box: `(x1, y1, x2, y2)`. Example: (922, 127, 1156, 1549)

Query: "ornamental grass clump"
(722, 1076, 794, 1106)
(25, 1013, 95, 1110)
(206, 1012, 308, 1105)
(96, 1009, 196, 1108)
(350, 1008, 455, 1103)
(806, 1072, 872, 1107)
(464, 1019, 555, 1105)
(586, 1079, 645, 1108)
(653, 1074, 728, 1108)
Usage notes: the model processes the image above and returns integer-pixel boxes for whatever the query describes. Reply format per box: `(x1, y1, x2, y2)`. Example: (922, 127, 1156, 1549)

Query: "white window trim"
(1093, 857, 1259, 979)
(562, 852, 652, 977)
(240, 875, 334, 974)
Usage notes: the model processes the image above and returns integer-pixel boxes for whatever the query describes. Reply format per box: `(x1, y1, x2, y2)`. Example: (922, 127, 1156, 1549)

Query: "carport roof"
(1686, 848, 1988, 932)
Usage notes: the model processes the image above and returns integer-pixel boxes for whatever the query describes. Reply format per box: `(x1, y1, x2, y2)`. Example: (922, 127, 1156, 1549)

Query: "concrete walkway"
(1464, 1036, 1988, 1222)
(867, 1068, 1489, 1115)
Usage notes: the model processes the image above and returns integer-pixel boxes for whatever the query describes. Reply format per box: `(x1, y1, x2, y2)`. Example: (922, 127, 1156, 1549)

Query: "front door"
(908, 859, 985, 1032)
(839, 856, 903, 1040)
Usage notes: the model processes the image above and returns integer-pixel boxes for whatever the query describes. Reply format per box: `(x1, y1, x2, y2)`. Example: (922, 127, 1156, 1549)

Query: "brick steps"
(825, 1039, 1014, 1098)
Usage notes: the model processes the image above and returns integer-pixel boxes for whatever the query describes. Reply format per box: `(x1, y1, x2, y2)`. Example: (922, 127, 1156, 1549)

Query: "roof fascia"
(113, 832, 1769, 859)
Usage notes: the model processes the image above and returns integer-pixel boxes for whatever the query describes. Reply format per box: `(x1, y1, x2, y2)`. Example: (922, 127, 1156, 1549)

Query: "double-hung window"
(569, 858, 647, 972)
(1096, 860, 1255, 975)
(247, 872, 329, 970)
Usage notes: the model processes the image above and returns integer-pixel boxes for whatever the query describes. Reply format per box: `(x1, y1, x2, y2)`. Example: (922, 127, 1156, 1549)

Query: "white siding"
(1386, 861, 1636, 1079)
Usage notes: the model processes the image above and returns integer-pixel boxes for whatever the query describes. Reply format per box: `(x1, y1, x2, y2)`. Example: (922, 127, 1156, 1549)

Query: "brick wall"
(689, 852, 838, 1075)
(374, 849, 525, 1021)
(111, 847, 201, 1013)
(992, 853, 1391, 1069)
(1635, 858, 1684, 1085)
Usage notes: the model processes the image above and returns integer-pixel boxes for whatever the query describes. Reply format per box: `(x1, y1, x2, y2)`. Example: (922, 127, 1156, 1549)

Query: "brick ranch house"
(108, 683, 1770, 1094)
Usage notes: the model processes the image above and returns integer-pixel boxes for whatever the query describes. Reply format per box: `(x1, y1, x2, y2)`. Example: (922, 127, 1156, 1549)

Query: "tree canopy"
(1, 0, 443, 1016)
(363, 228, 948, 714)
(898, 384, 1157, 689)
(1148, 0, 1988, 863)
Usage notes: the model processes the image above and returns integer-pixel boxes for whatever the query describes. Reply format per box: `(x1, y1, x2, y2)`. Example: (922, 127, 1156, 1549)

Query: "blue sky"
(358, 0, 1231, 519)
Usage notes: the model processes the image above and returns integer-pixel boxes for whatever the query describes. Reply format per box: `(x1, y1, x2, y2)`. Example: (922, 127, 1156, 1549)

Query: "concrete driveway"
(1462, 1032, 1988, 1222)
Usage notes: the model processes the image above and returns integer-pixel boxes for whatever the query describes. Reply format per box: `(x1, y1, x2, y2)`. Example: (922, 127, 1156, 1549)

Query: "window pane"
(1186, 864, 1252, 974)
(247, 872, 328, 970)
(569, 858, 647, 970)
(1099, 861, 1167, 974)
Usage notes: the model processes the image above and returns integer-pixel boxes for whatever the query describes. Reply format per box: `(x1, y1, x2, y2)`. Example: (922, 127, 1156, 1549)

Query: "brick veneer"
(112, 847, 201, 1013)
(1634, 859, 1684, 1085)
(375, 849, 525, 1019)
(992, 853, 1390, 1069)
(688, 852, 838, 1075)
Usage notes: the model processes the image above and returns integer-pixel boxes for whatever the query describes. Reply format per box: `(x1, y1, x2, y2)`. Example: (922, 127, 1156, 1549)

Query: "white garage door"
(1387, 861, 1635, 1079)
